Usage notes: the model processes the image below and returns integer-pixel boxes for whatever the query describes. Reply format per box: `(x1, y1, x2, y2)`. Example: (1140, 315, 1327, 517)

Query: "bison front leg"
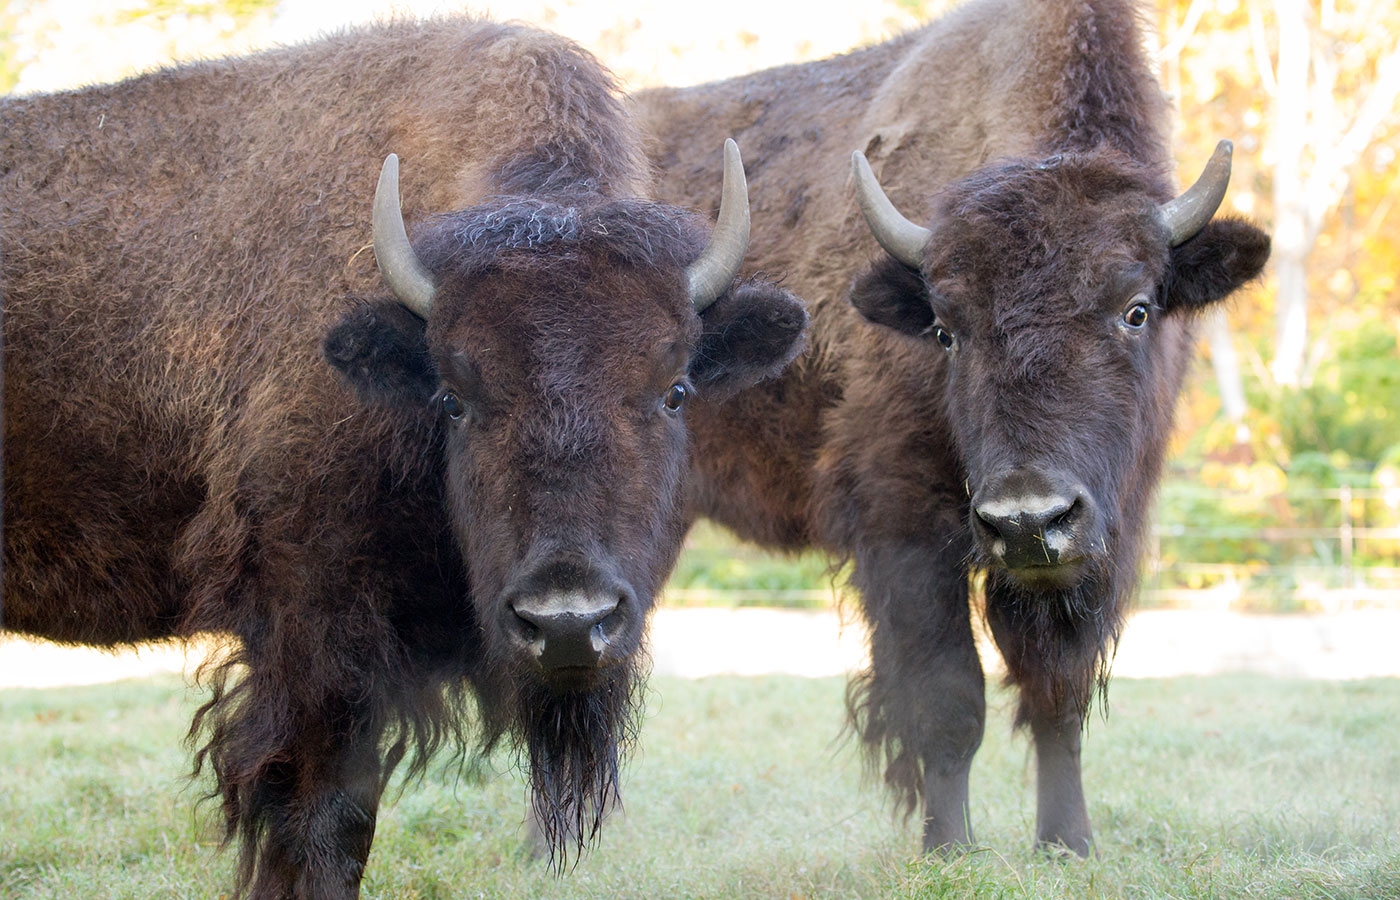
(849, 541, 985, 853)
(196, 665, 398, 900)
(1027, 709, 1092, 856)
(245, 731, 390, 900)
(983, 587, 1097, 857)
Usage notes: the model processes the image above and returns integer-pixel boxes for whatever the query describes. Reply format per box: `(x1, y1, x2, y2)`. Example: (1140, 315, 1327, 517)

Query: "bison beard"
(514, 658, 645, 868)
(981, 560, 1125, 724)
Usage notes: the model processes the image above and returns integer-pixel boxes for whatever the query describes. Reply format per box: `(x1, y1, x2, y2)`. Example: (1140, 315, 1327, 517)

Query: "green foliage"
(664, 521, 845, 608)
(1155, 307, 1400, 610)
(2, 674, 1397, 899)
(1266, 313, 1400, 466)
(1152, 470, 1400, 610)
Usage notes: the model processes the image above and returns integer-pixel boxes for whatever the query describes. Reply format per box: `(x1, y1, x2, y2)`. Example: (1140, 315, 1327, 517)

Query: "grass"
(1, 674, 1397, 899)
(664, 521, 847, 608)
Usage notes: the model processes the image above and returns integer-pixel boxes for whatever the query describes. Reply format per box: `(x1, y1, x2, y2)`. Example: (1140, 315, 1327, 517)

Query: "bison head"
(847, 142, 1268, 622)
(322, 142, 806, 861)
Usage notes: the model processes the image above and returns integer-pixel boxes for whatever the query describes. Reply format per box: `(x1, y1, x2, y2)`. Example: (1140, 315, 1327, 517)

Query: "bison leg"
(849, 541, 984, 853)
(1027, 709, 1092, 856)
(983, 593, 1096, 857)
(241, 712, 396, 900)
(197, 661, 401, 900)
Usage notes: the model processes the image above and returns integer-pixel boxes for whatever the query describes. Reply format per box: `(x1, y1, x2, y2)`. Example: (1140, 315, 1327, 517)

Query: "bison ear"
(848, 256, 934, 335)
(323, 300, 438, 407)
(688, 280, 809, 400)
(1165, 217, 1271, 312)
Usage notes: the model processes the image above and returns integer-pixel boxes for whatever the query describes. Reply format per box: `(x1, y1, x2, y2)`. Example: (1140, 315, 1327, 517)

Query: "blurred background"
(6, 13, 1396, 894)
(3, 0, 1398, 621)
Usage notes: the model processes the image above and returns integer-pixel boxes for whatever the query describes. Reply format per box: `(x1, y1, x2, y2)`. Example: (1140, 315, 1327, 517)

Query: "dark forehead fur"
(416, 194, 708, 280)
(415, 195, 708, 398)
(930, 148, 1171, 326)
(939, 148, 1170, 238)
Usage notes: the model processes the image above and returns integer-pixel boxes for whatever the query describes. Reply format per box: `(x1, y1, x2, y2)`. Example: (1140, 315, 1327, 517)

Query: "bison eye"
(662, 383, 687, 413)
(441, 391, 465, 420)
(1122, 299, 1150, 329)
(932, 324, 957, 351)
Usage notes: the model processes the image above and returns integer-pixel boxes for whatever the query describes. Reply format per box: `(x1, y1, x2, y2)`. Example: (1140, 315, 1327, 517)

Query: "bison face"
(323, 188, 805, 860)
(850, 146, 1268, 613)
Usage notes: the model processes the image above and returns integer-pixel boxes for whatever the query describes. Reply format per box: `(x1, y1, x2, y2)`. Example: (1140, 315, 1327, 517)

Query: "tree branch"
(1304, 41, 1400, 239)
(1156, 0, 1211, 63)
(1249, 2, 1279, 97)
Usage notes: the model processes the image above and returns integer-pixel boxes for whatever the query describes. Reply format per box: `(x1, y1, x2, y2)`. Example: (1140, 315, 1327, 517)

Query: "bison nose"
(508, 590, 625, 670)
(972, 471, 1096, 571)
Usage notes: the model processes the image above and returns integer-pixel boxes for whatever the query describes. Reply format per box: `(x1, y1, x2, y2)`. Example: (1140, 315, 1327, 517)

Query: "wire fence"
(1145, 485, 1400, 611)
(665, 487, 1400, 613)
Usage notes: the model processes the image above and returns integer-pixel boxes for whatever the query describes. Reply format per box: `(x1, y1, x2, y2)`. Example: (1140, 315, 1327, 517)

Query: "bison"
(635, 0, 1270, 855)
(1, 18, 806, 899)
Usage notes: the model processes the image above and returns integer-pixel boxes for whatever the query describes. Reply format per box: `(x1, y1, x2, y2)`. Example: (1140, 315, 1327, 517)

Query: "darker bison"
(636, 0, 1270, 855)
(1, 19, 805, 899)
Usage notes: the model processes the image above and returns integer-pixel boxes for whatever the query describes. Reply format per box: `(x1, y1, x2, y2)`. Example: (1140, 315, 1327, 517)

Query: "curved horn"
(686, 138, 751, 313)
(1161, 139, 1233, 247)
(851, 150, 931, 268)
(372, 153, 436, 318)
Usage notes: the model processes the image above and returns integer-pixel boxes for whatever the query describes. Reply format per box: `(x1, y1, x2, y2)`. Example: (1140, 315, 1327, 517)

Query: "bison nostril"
(514, 613, 540, 642)
(1047, 492, 1095, 537)
(974, 491, 1087, 565)
(1044, 498, 1077, 530)
(594, 597, 630, 641)
(973, 506, 1005, 539)
(507, 590, 626, 670)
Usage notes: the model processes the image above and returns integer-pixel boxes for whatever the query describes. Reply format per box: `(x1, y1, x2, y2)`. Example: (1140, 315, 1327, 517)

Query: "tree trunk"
(1205, 307, 1251, 444)
(1269, 0, 1310, 387)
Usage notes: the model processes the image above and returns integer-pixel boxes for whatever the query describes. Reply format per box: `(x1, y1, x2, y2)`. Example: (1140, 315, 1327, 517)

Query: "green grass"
(2, 675, 1398, 899)
(665, 521, 847, 608)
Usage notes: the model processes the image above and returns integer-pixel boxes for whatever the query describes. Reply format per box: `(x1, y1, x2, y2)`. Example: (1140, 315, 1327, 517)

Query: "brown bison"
(1, 18, 806, 899)
(636, 0, 1270, 855)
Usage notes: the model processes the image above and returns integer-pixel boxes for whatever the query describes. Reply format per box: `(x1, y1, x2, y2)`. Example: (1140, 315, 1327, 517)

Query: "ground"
(1, 666, 1396, 899)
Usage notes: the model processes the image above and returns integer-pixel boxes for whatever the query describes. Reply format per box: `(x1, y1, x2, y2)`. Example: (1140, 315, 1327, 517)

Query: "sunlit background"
(2, 0, 941, 94)
(4, 12, 1397, 899)
(3, 0, 1399, 682)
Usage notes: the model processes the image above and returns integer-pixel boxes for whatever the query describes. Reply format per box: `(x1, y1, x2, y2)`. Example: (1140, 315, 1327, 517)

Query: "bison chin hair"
(510, 656, 646, 870)
(980, 549, 1132, 719)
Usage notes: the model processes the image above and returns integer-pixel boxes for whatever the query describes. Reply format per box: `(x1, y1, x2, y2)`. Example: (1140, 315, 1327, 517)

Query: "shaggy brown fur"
(2, 18, 806, 899)
(636, 0, 1269, 855)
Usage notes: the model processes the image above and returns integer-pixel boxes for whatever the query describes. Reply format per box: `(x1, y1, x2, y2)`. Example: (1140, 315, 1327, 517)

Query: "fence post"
(1339, 485, 1355, 598)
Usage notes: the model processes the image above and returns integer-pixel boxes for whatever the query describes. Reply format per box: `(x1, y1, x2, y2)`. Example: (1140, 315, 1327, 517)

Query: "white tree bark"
(1263, 0, 1400, 387)
(1205, 307, 1251, 444)
(1269, 0, 1311, 387)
